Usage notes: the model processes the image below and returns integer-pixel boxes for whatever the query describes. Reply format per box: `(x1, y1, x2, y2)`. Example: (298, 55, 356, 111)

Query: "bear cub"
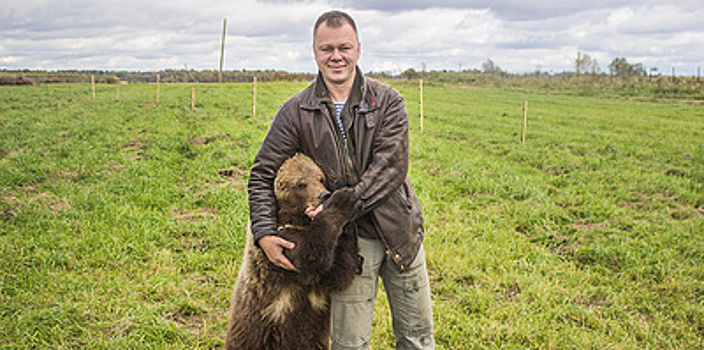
(225, 154, 361, 350)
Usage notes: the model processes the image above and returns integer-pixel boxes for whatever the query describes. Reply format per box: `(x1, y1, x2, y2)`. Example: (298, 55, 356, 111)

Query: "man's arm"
(248, 104, 300, 270)
(353, 92, 410, 213)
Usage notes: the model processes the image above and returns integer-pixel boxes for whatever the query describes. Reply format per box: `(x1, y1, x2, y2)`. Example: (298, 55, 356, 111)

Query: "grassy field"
(1, 81, 702, 349)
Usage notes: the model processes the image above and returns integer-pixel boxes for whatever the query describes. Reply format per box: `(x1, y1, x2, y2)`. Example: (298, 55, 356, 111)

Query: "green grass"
(1, 81, 702, 349)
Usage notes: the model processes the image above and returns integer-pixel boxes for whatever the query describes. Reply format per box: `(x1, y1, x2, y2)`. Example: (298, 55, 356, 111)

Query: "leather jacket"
(248, 69, 424, 272)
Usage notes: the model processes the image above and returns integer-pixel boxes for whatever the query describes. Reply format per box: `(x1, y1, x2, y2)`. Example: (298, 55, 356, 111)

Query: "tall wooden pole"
(522, 99, 528, 144)
(419, 79, 424, 132)
(219, 18, 227, 83)
(91, 75, 95, 100)
(156, 74, 160, 104)
(252, 76, 257, 118)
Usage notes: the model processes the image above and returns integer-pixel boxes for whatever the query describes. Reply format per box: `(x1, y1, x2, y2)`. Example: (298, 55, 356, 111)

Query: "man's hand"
(258, 235, 297, 271)
(305, 204, 324, 219)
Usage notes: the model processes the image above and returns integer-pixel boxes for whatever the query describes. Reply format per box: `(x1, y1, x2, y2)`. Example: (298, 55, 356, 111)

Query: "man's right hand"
(258, 235, 297, 271)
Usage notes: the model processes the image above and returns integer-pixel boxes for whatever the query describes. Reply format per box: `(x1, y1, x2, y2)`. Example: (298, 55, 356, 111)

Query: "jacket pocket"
(393, 180, 413, 211)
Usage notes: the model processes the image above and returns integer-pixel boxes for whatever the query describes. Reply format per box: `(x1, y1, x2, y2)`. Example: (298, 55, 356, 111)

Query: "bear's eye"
(297, 183, 307, 190)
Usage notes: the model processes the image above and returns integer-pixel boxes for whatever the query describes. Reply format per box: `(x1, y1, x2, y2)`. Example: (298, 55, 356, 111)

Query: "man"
(248, 10, 435, 349)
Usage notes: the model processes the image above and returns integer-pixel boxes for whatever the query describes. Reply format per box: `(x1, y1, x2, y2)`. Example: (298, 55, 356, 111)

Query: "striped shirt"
(334, 102, 348, 144)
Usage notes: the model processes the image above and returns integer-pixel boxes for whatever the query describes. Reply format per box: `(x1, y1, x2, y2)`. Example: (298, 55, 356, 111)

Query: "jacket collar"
(301, 67, 379, 113)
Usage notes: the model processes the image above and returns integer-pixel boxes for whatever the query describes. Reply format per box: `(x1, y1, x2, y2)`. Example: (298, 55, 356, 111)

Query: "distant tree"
(608, 57, 646, 77)
(400, 68, 420, 80)
(482, 59, 503, 75)
(575, 52, 600, 76)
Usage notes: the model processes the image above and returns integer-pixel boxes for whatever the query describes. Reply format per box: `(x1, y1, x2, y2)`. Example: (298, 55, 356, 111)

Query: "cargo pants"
(330, 237, 435, 349)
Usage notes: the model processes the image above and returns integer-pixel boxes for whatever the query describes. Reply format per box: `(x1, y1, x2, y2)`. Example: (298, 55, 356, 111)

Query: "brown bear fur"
(225, 154, 361, 350)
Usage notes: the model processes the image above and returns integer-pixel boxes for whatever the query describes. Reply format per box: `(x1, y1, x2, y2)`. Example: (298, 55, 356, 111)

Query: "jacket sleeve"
(248, 102, 300, 243)
(353, 90, 409, 213)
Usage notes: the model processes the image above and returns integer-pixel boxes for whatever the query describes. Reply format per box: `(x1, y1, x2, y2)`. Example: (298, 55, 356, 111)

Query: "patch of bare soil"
(189, 131, 231, 146)
(171, 207, 217, 224)
(123, 135, 150, 159)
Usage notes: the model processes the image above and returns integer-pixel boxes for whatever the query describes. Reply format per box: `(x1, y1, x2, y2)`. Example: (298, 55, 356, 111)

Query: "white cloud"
(1, 0, 702, 75)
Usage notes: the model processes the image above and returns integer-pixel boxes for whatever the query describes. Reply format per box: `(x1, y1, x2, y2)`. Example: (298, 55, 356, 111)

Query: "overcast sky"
(2, 0, 703, 75)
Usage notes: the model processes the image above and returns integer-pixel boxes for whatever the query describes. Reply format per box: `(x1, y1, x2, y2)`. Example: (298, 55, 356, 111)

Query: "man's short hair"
(314, 10, 358, 38)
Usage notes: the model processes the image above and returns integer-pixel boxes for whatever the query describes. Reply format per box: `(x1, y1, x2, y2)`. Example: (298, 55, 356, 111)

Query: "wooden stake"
(191, 86, 195, 110)
(156, 74, 160, 104)
(419, 78, 424, 132)
(522, 99, 528, 143)
(253, 76, 257, 118)
(115, 83, 120, 101)
(91, 75, 95, 99)
(219, 18, 227, 83)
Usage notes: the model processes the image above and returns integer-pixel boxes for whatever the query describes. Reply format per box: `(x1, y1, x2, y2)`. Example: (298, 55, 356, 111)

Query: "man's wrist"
(253, 230, 276, 248)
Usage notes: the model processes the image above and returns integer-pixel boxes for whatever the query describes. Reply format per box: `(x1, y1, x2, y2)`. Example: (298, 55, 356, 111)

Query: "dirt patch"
(571, 221, 605, 231)
(32, 192, 71, 214)
(57, 164, 89, 182)
(190, 131, 231, 146)
(2, 190, 71, 217)
(169, 311, 204, 333)
(499, 282, 522, 302)
(104, 161, 126, 172)
(619, 201, 644, 209)
(123, 136, 150, 160)
(123, 139, 149, 151)
(166, 303, 220, 337)
(667, 205, 703, 220)
(48, 198, 71, 213)
(171, 207, 217, 224)
(215, 166, 248, 192)
(217, 166, 247, 179)
(5, 147, 27, 158)
(1, 193, 19, 222)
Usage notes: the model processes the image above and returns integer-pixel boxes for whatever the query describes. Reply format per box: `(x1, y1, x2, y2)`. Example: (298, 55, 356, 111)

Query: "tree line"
(2, 59, 701, 100)
(0, 69, 316, 85)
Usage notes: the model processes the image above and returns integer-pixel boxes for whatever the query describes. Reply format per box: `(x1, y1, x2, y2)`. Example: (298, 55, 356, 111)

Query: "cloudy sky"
(2, 0, 703, 75)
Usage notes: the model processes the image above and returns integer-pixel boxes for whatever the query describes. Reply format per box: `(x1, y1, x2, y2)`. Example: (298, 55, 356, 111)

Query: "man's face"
(313, 22, 360, 87)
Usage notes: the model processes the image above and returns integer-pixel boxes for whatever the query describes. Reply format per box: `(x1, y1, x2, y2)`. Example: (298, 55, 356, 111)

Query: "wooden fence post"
(191, 86, 195, 110)
(420, 79, 424, 132)
(91, 75, 95, 100)
(253, 76, 257, 118)
(156, 74, 160, 104)
(522, 99, 528, 143)
(219, 18, 227, 83)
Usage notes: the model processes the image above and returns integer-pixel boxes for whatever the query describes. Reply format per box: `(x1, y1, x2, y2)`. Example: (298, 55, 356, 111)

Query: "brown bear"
(225, 154, 361, 350)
